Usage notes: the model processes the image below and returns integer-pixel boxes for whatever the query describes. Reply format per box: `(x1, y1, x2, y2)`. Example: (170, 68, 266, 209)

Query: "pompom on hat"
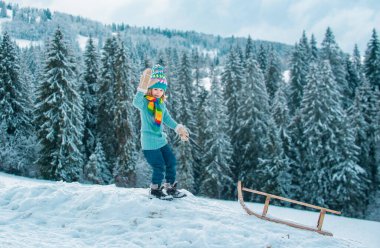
(148, 64, 168, 91)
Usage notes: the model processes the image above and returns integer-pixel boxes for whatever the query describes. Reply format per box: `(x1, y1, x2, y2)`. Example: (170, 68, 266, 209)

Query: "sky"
(6, 0, 380, 53)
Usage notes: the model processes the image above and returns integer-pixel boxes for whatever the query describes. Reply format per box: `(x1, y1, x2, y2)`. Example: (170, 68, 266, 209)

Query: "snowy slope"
(0, 172, 378, 248)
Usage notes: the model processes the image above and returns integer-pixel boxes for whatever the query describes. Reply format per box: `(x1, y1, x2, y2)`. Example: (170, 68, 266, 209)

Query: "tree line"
(0, 27, 379, 218)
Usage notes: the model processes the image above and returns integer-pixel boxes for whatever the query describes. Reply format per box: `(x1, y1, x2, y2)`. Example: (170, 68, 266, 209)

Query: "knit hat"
(148, 64, 168, 91)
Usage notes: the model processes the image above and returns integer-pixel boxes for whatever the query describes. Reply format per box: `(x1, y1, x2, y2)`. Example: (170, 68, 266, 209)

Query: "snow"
(1, 13, 42, 48)
(77, 35, 89, 51)
(0, 13, 12, 33)
(283, 70, 290, 83)
(77, 35, 99, 51)
(14, 39, 43, 48)
(1, 172, 379, 248)
(201, 77, 211, 91)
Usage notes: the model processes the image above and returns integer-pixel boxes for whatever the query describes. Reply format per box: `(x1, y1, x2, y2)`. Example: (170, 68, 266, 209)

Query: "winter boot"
(166, 182, 187, 198)
(149, 184, 173, 201)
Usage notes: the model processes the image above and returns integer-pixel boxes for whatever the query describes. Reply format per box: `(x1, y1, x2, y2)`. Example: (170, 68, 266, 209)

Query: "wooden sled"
(237, 181, 341, 236)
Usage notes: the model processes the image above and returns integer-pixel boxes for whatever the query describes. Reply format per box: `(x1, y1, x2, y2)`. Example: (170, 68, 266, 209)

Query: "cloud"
(308, 6, 379, 52)
(235, 23, 300, 46)
(7, 0, 380, 53)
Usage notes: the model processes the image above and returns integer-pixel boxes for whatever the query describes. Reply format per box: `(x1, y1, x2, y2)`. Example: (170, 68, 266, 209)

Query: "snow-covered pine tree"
(329, 111, 369, 217)
(97, 37, 118, 174)
(351, 81, 380, 188)
(222, 46, 245, 182)
(256, 116, 290, 198)
(0, 32, 35, 176)
(84, 154, 104, 185)
(257, 44, 268, 74)
(310, 34, 318, 62)
(288, 31, 311, 115)
(286, 112, 304, 200)
(20, 46, 43, 103)
(191, 49, 208, 194)
(298, 61, 364, 212)
(165, 48, 180, 144)
(34, 28, 84, 182)
(97, 141, 112, 183)
(112, 37, 136, 187)
(353, 44, 365, 81)
(173, 52, 195, 192)
(128, 46, 142, 153)
(0, 32, 31, 136)
(265, 48, 283, 101)
(364, 29, 380, 199)
(270, 83, 293, 197)
(364, 29, 380, 90)
(345, 50, 362, 107)
(320, 27, 349, 109)
(272, 84, 291, 147)
(200, 65, 233, 199)
(244, 35, 254, 63)
(82, 36, 100, 162)
(237, 56, 273, 195)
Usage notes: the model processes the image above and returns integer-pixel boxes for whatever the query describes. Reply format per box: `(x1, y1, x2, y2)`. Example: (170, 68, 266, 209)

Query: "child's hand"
(175, 124, 189, 142)
(138, 68, 152, 91)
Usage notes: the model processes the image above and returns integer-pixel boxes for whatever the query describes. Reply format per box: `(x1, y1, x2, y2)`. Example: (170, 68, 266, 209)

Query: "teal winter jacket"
(133, 90, 178, 150)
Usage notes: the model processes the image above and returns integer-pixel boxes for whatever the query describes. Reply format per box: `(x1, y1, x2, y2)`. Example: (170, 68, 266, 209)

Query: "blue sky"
(7, 0, 380, 53)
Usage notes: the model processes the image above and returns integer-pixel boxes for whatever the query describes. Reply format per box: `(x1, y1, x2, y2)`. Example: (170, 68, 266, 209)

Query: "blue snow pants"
(143, 144, 177, 185)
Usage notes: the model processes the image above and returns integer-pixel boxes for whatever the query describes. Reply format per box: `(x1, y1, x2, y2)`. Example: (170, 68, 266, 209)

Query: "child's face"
(152, 88, 164, 98)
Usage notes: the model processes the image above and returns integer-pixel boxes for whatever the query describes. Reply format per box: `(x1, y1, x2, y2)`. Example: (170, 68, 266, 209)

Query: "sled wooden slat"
(262, 196, 270, 217)
(237, 181, 341, 236)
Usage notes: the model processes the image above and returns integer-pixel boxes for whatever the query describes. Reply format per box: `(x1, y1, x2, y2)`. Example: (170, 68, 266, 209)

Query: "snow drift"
(0, 172, 378, 248)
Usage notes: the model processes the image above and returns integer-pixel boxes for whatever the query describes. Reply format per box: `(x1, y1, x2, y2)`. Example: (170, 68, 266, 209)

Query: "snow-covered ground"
(0, 172, 379, 248)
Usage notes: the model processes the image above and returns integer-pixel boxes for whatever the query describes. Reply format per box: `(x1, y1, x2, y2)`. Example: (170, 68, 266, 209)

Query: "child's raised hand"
(175, 124, 189, 142)
(139, 68, 152, 91)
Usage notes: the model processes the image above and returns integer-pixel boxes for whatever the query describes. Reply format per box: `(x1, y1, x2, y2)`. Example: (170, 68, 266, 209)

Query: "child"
(133, 64, 189, 200)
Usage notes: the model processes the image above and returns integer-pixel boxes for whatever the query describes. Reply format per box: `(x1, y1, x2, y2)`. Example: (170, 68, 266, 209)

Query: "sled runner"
(237, 181, 341, 236)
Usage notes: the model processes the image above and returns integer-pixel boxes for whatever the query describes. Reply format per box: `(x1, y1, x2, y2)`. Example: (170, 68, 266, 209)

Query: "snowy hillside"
(0, 172, 378, 248)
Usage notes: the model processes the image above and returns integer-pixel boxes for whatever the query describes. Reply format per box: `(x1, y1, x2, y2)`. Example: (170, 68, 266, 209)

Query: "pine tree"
(257, 44, 268, 74)
(84, 154, 104, 185)
(245, 36, 254, 63)
(222, 46, 245, 182)
(0, 32, 31, 136)
(330, 112, 369, 217)
(237, 57, 272, 194)
(310, 34, 318, 62)
(320, 27, 349, 108)
(34, 28, 84, 182)
(298, 61, 365, 212)
(0, 32, 35, 176)
(97, 37, 117, 172)
(112, 38, 136, 187)
(350, 81, 380, 190)
(364, 29, 380, 90)
(200, 66, 233, 198)
(173, 52, 195, 192)
(363, 30, 380, 209)
(82, 36, 99, 161)
(345, 51, 362, 107)
(270, 83, 293, 196)
(165, 48, 180, 144)
(191, 49, 208, 194)
(286, 113, 304, 199)
(265, 48, 283, 100)
(353, 44, 364, 81)
(288, 32, 311, 115)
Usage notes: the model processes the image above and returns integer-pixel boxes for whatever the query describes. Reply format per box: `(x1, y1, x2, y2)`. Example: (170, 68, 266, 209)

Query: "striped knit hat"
(148, 64, 168, 91)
